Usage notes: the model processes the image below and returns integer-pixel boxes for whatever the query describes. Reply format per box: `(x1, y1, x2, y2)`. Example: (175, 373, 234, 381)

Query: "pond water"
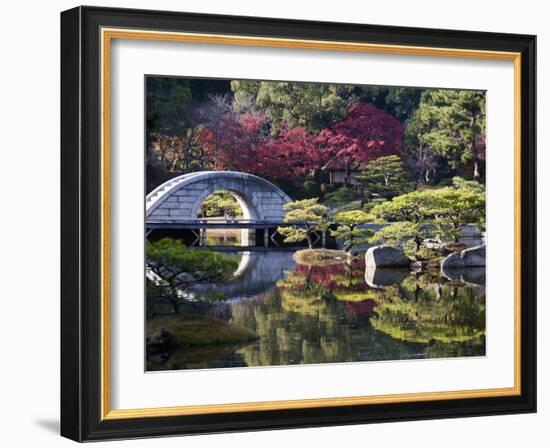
(146, 249, 486, 371)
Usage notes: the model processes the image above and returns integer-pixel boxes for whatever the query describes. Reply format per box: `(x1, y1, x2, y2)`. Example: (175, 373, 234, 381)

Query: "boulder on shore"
(365, 245, 411, 268)
(459, 224, 482, 237)
(441, 244, 486, 269)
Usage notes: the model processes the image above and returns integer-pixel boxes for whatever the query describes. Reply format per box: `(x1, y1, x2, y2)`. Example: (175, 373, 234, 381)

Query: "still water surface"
(146, 249, 486, 371)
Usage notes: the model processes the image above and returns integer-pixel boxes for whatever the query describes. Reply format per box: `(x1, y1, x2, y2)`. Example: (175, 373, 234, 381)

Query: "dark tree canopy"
(231, 80, 357, 134)
(405, 89, 486, 180)
(146, 76, 487, 200)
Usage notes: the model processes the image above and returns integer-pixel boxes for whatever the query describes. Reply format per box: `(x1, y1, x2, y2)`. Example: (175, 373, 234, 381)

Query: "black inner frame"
(60, 6, 536, 442)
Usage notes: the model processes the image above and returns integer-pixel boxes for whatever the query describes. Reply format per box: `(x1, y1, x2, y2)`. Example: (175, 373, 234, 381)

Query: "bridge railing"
(148, 218, 286, 224)
(145, 218, 388, 227)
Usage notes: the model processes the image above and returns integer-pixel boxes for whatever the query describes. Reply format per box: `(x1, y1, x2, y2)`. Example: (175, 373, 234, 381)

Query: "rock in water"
(365, 245, 411, 268)
(441, 266, 486, 286)
(441, 244, 486, 268)
(364, 266, 409, 288)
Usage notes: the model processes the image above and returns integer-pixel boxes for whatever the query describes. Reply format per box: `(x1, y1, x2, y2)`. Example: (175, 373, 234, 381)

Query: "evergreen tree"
(231, 80, 357, 134)
(356, 155, 412, 200)
(368, 190, 445, 252)
(408, 89, 486, 180)
(331, 210, 373, 252)
(277, 198, 329, 249)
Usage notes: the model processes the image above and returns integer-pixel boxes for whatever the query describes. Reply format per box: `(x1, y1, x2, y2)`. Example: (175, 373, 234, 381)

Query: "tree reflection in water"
(146, 251, 485, 371)
(371, 276, 485, 344)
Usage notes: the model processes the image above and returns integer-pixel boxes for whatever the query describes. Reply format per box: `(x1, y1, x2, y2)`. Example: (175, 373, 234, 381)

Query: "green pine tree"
(331, 210, 373, 252)
(277, 198, 329, 249)
(356, 155, 412, 200)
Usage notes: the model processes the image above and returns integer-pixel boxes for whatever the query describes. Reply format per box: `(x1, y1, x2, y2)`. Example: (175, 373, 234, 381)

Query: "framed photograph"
(60, 6, 536, 441)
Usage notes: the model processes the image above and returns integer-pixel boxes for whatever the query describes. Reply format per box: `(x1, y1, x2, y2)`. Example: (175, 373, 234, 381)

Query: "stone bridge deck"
(146, 219, 291, 230)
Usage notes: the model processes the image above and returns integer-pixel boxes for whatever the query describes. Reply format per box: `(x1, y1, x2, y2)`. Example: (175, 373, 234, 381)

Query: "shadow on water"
(147, 249, 486, 371)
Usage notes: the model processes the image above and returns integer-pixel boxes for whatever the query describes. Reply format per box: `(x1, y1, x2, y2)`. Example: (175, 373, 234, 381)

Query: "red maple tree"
(201, 116, 321, 182)
(199, 102, 404, 186)
(257, 127, 324, 179)
(316, 103, 404, 183)
(200, 112, 267, 172)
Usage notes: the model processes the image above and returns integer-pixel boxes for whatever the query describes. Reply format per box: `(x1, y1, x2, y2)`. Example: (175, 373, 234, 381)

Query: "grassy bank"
(147, 315, 258, 348)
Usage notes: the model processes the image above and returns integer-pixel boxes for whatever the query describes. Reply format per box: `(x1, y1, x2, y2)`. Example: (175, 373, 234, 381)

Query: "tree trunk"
(453, 222, 460, 242)
(170, 155, 178, 171)
(306, 232, 313, 249)
(414, 236, 422, 252)
(473, 157, 480, 181)
(471, 116, 481, 180)
(346, 225, 355, 253)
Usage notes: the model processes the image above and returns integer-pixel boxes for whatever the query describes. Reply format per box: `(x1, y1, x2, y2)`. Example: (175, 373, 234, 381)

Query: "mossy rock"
(147, 315, 258, 348)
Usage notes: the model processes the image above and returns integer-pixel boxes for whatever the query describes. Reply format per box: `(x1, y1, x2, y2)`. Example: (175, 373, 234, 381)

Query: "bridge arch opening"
(197, 189, 256, 220)
(196, 189, 258, 246)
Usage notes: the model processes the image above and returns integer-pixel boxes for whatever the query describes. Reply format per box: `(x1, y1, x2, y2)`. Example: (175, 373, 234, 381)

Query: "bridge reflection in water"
(192, 251, 297, 300)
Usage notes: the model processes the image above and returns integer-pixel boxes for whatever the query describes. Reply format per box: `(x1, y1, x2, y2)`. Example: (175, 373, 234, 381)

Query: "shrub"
(321, 182, 337, 194)
(303, 180, 322, 198)
(324, 187, 356, 206)
(146, 238, 239, 286)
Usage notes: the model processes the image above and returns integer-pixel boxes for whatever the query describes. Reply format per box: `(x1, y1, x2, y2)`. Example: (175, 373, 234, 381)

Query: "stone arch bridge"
(146, 171, 292, 221)
(146, 171, 293, 246)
